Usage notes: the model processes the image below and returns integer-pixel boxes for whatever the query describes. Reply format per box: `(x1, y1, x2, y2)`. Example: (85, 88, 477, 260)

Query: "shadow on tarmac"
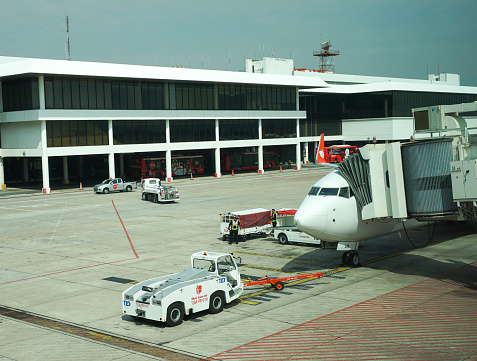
(280, 221, 476, 284)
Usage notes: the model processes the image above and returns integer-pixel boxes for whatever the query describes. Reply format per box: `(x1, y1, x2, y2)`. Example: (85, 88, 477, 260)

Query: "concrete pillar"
(214, 148, 221, 178)
(39, 77, 50, 192)
(303, 142, 309, 164)
(295, 119, 301, 171)
(0, 158, 5, 190)
(62, 156, 70, 184)
(119, 153, 125, 179)
(22, 158, 29, 182)
(40, 120, 50, 193)
(258, 145, 264, 173)
(258, 119, 264, 173)
(215, 119, 221, 178)
(108, 120, 115, 178)
(165, 119, 172, 182)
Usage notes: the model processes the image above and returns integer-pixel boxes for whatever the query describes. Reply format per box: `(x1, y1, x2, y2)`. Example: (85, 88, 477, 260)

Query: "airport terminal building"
(1, 56, 477, 192)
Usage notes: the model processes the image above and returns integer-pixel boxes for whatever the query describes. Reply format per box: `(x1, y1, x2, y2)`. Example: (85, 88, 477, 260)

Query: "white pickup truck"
(141, 178, 180, 203)
(122, 251, 243, 326)
(272, 209, 321, 246)
(93, 178, 137, 194)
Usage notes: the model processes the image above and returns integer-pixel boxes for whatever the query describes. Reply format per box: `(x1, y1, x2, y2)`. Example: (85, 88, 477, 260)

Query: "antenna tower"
(65, 15, 71, 61)
(313, 40, 339, 73)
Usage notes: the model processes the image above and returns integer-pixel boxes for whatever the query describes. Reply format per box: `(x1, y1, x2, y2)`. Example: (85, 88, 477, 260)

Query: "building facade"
(0, 56, 324, 192)
(1, 56, 477, 192)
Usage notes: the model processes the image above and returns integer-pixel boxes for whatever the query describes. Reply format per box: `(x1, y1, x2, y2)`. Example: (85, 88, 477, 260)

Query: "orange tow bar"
(243, 272, 324, 291)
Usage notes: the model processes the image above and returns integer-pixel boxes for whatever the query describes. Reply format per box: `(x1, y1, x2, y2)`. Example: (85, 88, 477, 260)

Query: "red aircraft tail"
(315, 133, 326, 164)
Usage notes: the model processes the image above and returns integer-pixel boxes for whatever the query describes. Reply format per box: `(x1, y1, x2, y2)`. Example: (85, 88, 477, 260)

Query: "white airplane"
(294, 134, 414, 267)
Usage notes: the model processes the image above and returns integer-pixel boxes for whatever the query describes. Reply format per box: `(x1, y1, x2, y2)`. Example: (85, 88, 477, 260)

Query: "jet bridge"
(339, 101, 477, 222)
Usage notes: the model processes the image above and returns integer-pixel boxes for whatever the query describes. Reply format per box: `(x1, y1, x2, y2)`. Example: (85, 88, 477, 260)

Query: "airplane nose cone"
(294, 197, 328, 239)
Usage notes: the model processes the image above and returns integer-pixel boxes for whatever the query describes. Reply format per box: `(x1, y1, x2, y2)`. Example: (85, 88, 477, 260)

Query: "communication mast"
(313, 40, 339, 73)
(65, 15, 71, 61)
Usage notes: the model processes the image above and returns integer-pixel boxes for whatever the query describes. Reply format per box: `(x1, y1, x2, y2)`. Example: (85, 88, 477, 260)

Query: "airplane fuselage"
(295, 170, 403, 242)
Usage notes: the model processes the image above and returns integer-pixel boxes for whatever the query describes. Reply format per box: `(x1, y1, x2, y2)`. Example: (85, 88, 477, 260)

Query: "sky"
(1, 0, 476, 85)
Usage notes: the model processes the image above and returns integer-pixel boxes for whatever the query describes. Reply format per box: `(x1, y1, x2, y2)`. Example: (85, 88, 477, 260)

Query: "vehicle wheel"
(103, 188, 109, 194)
(342, 251, 350, 266)
(141, 193, 146, 200)
(222, 235, 227, 242)
(209, 292, 225, 314)
(349, 251, 360, 267)
(278, 233, 289, 244)
(154, 194, 158, 203)
(274, 281, 284, 291)
(126, 185, 132, 192)
(268, 162, 273, 168)
(166, 302, 184, 327)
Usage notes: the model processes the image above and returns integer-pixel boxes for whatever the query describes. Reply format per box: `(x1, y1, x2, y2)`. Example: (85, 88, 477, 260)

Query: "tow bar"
(243, 272, 324, 291)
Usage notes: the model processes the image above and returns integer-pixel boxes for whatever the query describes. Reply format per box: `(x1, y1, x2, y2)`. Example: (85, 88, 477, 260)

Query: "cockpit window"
(338, 187, 349, 198)
(308, 187, 320, 196)
(319, 188, 339, 196)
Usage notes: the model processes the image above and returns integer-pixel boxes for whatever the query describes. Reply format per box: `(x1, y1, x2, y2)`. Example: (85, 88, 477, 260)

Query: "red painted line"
(0, 257, 138, 286)
(111, 199, 139, 258)
(1, 201, 140, 286)
(208, 261, 477, 361)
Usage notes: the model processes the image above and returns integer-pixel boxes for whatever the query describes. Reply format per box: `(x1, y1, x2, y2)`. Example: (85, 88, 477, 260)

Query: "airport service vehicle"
(220, 208, 271, 241)
(122, 251, 243, 326)
(93, 178, 137, 194)
(273, 209, 321, 245)
(141, 178, 180, 203)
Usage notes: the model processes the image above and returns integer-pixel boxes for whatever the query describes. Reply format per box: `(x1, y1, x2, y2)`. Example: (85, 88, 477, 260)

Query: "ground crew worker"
(228, 215, 240, 244)
(271, 209, 277, 228)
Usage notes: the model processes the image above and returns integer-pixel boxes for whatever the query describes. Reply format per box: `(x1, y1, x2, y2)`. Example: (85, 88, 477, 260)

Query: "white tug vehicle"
(122, 252, 243, 326)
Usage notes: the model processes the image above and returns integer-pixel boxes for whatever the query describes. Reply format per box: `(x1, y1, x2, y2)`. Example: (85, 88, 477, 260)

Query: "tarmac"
(0, 166, 476, 361)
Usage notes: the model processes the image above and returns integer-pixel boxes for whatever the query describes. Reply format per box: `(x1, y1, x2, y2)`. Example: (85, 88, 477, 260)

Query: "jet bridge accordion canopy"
(338, 152, 372, 211)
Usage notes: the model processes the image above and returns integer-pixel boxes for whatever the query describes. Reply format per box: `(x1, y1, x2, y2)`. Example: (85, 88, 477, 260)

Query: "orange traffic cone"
(232, 170, 235, 176)
(280, 166, 282, 172)
(79, 182, 83, 190)
(190, 173, 194, 180)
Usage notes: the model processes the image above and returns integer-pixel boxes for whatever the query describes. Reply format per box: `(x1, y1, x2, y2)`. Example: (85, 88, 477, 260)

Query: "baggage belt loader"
(122, 251, 243, 326)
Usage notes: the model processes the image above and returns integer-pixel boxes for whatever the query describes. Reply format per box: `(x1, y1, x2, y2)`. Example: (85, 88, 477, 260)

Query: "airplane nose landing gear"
(342, 251, 360, 267)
